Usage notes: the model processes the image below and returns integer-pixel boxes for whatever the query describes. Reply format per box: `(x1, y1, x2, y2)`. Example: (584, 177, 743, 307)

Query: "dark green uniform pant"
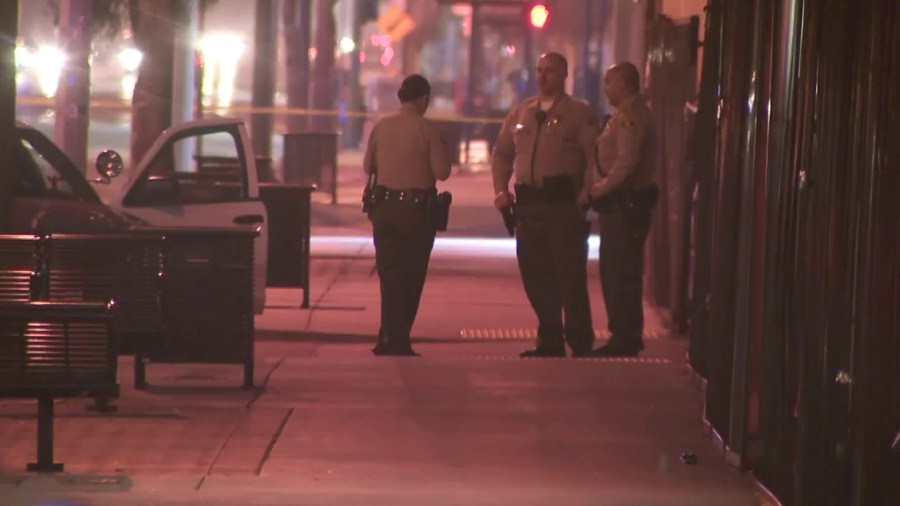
(515, 201, 594, 353)
(598, 207, 652, 349)
(371, 200, 436, 352)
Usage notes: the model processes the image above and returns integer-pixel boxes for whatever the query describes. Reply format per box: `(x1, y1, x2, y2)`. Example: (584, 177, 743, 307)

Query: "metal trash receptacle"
(133, 227, 258, 389)
(283, 132, 338, 203)
(259, 183, 315, 308)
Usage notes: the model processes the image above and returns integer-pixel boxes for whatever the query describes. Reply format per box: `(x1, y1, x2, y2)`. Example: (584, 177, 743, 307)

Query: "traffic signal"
(528, 3, 549, 30)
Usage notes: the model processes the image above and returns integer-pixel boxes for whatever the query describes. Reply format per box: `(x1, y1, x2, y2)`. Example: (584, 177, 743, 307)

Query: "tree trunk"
(54, 0, 93, 174)
(130, 0, 178, 169)
(310, 0, 337, 132)
(283, 0, 311, 133)
(0, 1, 17, 232)
(252, 0, 278, 157)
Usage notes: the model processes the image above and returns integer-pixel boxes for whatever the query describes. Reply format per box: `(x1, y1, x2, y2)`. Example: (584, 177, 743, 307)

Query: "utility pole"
(252, 0, 278, 158)
(0, 1, 18, 231)
(54, 0, 93, 173)
(283, 0, 312, 133)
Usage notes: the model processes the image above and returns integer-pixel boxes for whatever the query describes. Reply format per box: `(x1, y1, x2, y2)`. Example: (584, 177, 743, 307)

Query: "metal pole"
(196, 4, 205, 121)
(463, 4, 482, 162)
(28, 395, 63, 472)
(524, 17, 534, 95)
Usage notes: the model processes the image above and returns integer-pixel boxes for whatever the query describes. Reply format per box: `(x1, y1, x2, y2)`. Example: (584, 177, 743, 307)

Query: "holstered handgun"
(501, 203, 516, 237)
(361, 174, 377, 214)
(428, 191, 453, 231)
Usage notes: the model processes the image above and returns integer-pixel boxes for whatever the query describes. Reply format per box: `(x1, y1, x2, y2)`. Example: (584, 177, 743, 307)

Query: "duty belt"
(514, 183, 576, 205)
(372, 186, 436, 207)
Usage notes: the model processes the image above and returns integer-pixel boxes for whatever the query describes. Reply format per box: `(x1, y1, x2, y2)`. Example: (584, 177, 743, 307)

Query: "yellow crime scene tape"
(17, 96, 505, 125)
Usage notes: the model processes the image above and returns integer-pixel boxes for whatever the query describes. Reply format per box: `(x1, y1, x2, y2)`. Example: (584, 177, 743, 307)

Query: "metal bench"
(1, 231, 257, 391)
(45, 234, 163, 356)
(0, 301, 118, 472)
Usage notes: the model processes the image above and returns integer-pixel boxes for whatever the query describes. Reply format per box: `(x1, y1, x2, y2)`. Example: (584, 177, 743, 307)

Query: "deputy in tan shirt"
(586, 62, 657, 357)
(363, 74, 451, 356)
(363, 94, 450, 189)
(491, 90, 597, 191)
(591, 85, 655, 197)
(492, 52, 597, 358)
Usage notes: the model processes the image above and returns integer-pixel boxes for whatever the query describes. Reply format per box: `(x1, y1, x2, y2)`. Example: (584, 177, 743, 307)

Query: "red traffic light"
(529, 4, 549, 29)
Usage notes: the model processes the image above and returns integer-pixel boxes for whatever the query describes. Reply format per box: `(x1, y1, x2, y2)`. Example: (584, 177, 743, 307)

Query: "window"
(126, 129, 248, 206)
(14, 138, 78, 199)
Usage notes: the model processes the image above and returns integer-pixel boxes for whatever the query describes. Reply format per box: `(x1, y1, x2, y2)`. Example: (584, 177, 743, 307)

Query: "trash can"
(283, 132, 338, 203)
(133, 227, 258, 389)
(259, 183, 314, 308)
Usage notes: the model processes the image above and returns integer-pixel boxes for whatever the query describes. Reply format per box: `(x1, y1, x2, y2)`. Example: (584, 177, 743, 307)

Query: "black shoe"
(519, 347, 566, 358)
(373, 347, 420, 357)
(570, 349, 594, 358)
(590, 343, 642, 357)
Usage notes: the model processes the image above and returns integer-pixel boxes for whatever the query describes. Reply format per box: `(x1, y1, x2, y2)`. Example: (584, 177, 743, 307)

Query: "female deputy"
(362, 74, 451, 356)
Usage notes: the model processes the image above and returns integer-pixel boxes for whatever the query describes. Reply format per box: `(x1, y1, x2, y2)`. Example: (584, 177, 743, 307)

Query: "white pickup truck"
(11, 117, 269, 314)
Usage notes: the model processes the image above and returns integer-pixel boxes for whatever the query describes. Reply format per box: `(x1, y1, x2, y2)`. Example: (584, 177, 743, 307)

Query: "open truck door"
(105, 118, 268, 313)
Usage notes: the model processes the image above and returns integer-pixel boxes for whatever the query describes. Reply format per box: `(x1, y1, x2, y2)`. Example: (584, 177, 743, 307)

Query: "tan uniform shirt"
(491, 94, 597, 193)
(592, 94, 656, 196)
(363, 105, 451, 189)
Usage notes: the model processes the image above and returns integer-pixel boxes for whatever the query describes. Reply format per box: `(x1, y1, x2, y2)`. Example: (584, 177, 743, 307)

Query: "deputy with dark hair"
(363, 74, 451, 356)
(492, 52, 598, 358)
(586, 62, 657, 357)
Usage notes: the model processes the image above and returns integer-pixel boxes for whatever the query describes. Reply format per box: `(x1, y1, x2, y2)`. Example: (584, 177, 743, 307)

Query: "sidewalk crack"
(247, 357, 285, 408)
(196, 357, 285, 489)
(255, 408, 295, 476)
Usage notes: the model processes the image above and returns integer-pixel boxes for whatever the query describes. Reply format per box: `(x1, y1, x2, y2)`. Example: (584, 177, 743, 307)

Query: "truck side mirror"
(95, 150, 124, 183)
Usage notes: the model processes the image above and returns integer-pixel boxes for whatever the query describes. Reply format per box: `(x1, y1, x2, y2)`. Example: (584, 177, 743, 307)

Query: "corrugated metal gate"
(672, 0, 900, 504)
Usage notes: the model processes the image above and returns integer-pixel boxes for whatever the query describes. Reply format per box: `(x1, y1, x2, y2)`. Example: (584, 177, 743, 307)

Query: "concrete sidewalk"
(0, 236, 762, 505)
(0, 157, 762, 505)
